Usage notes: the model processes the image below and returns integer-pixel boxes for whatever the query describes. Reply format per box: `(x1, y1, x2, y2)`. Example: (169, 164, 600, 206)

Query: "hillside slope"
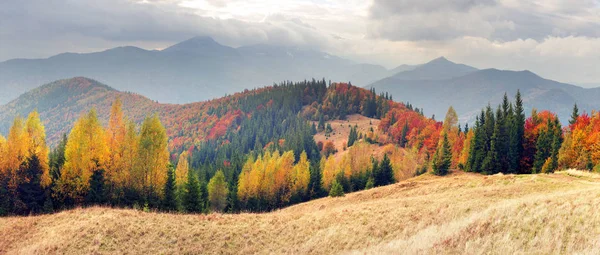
(0, 77, 251, 151)
(2, 171, 600, 254)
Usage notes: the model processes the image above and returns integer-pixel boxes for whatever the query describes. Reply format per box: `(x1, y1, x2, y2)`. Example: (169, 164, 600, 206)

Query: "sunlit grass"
(2, 170, 600, 254)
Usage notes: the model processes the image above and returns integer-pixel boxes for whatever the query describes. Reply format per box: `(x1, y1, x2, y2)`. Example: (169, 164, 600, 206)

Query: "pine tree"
(378, 154, 394, 185)
(162, 166, 177, 211)
(433, 134, 452, 176)
(569, 103, 579, 126)
(17, 155, 47, 214)
(308, 162, 325, 199)
(347, 125, 358, 147)
(183, 170, 203, 213)
(532, 121, 553, 174)
(508, 90, 525, 173)
(329, 179, 344, 197)
(86, 168, 107, 205)
(400, 121, 409, 148)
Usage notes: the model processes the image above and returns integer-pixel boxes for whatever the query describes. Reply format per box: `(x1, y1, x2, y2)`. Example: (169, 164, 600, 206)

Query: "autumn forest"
(1, 79, 598, 216)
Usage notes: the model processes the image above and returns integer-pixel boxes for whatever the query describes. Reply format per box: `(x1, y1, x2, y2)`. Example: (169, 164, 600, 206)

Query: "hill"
(369, 58, 600, 123)
(2, 170, 599, 254)
(0, 36, 391, 105)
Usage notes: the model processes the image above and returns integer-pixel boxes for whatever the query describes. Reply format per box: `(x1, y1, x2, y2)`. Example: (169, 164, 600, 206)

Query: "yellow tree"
(263, 151, 279, 202)
(5, 117, 29, 189)
(0, 135, 6, 172)
(248, 155, 264, 200)
(105, 98, 127, 188)
(290, 151, 310, 197)
(321, 155, 338, 190)
(59, 109, 109, 202)
(175, 151, 189, 187)
(275, 150, 294, 203)
(237, 155, 254, 203)
(121, 119, 138, 188)
(136, 114, 169, 198)
(25, 111, 50, 187)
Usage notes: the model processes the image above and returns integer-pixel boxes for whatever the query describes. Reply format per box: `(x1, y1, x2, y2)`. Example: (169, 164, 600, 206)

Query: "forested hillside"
(0, 78, 439, 215)
(2, 76, 600, 217)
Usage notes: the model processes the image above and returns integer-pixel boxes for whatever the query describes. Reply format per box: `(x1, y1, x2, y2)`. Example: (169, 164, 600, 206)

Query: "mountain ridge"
(369, 58, 600, 124)
(0, 36, 391, 105)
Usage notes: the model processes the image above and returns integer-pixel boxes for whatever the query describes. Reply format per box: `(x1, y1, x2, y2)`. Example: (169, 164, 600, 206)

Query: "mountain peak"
(162, 36, 230, 54)
(426, 56, 453, 65)
(390, 56, 478, 81)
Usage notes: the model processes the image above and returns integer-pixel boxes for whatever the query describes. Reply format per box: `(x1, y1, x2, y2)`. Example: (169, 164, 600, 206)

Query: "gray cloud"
(0, 0, 334, 60)
(367, 0, 600, 41)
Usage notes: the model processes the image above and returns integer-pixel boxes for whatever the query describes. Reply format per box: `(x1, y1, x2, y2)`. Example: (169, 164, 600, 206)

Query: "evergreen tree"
(532, 121, 552, 174)
(569, 103, 579, 126)
(378, 154, 394, 185)
(162, 166, 178, 211)
(347, 125, 358, 147)
(329, 179, 344, 197)
(317, 115, 325, 131)
(483, 119, 501, 175)
(433, 134, 452, 176)
(308, 163, 325, 199)
(17, 155, 47, 214)
(85, 168, 107, 205)
(183, 170, 203, 213)
(508, 90, 525, 173)
(400, 121, 409, 148)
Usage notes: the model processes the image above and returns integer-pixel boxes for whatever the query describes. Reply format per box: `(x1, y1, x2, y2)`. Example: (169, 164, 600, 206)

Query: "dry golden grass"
(2, 170, 600, 254)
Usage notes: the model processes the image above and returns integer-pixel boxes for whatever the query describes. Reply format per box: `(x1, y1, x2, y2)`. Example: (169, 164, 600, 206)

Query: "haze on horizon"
(1, 0, 600, 86)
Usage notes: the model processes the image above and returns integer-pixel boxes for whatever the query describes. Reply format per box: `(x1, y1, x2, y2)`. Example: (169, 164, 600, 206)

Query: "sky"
(1, 0, 600, 86)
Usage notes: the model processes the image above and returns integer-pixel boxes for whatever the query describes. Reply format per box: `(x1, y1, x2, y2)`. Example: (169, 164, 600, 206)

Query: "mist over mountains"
(2, 36, 599, 126)
(368, 57, 600, 124)
(0, 36, 392, 105)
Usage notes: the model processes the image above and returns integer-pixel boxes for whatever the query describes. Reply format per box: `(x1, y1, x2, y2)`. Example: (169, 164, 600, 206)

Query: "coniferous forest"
(1, 80, 600, 216)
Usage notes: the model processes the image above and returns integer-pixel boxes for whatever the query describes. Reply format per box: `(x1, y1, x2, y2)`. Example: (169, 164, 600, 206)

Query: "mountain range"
(368, 57, 600, 124)
(0, 36, 393, 105)
(2, 38, 600, 128)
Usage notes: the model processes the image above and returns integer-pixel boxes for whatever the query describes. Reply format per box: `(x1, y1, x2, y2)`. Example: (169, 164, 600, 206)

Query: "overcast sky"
(2, 0, 600, 86)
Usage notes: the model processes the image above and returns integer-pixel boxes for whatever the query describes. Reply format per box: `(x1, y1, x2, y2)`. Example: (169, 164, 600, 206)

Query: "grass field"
(2, 170, 600, 254)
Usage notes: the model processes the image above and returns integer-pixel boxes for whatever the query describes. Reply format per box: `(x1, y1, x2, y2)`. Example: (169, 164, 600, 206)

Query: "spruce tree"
(532, 121, 552, 174)
(508, 90, 525, 173)
(400, 121, 409, 148)
(183, 170, 203, 213)
(85, 168, 107, 206)
(347, 125, 358, 147)
(570, 103, 579, 126)
(162, 167, 178, 211)
(433, 134, 452, 176)
(17, 155, 47, 214)
(329, 179, 344, 197)
(378, 154, 394, 185)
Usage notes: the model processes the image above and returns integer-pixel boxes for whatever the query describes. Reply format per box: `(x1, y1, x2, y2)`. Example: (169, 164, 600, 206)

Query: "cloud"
(0, 0, 599, 85)
(367, 0, 600, 41)
(0, 0, 337, 60)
